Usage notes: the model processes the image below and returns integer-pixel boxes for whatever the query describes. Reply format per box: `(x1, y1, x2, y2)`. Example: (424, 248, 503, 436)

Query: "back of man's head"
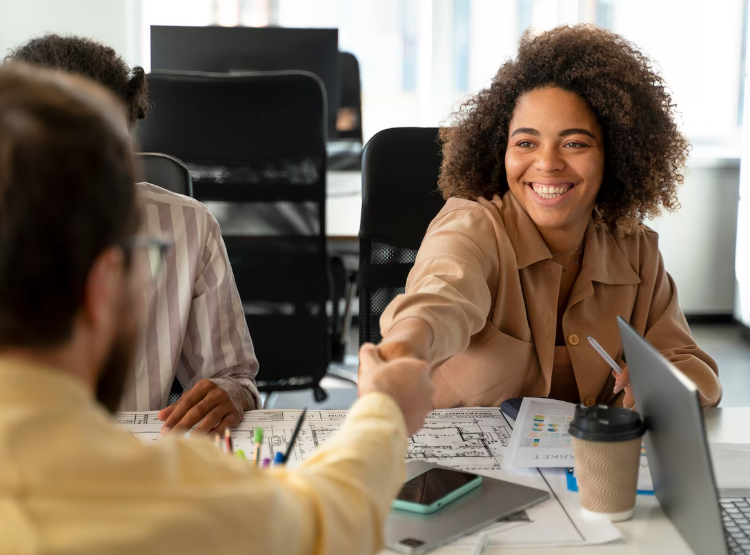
(0, 63, 139, 348)
(5, 34, 149, 127)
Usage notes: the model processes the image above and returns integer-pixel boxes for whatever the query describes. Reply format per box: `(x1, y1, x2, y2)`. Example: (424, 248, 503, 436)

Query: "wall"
(0, 0, 138, 65)
(736, 1, 750, 330)
(648, 158, 740, 316)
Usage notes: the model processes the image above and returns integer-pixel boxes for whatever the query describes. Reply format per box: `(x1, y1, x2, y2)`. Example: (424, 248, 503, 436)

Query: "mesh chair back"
(359, 127, 445, 345)
(138, 70, 330, 392)
(136, 152, 193, 197)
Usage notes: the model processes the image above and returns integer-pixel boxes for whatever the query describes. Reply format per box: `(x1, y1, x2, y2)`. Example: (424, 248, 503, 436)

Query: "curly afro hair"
(439, 25, 689, 231)
(5, 34, 149, 128)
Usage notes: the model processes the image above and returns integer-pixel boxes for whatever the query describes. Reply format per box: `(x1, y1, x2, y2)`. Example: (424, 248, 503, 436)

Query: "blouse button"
(584, 397, 596, 407)
(568, 334, 580, 346)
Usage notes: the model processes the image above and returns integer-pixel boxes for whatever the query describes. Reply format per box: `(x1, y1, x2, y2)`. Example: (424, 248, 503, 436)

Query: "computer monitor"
(150, 25, 340, 134)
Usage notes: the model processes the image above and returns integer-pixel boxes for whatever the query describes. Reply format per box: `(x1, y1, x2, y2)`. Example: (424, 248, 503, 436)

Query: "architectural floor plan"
(114, 406, 620, 548)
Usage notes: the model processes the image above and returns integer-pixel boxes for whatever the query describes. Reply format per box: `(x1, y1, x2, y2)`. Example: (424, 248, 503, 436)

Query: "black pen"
(283, 408, 308, 463)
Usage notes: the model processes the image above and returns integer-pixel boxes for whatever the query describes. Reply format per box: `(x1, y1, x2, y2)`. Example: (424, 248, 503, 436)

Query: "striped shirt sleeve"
(176, 209, 261, 410)
(120, 183, 260, 412)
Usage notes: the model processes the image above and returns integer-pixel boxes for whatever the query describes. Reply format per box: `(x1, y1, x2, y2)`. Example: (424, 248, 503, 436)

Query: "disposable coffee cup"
(569, 404, 646, 522)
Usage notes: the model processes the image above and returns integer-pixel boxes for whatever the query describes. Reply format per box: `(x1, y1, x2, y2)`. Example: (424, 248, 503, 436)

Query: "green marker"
(235, 450, 247, 460)
(253, 428, 264, 468)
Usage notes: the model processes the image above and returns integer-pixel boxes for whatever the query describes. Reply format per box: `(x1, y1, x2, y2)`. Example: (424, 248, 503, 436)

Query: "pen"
(253, 428, 264, 468)
(470, 532, 490, 555)
(283, 408, 308, 463)
(587, 336, 622, 375)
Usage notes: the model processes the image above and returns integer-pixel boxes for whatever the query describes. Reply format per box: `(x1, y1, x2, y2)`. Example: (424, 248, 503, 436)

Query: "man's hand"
(358, 343, 434, 435)
(613, 368, 635, 409)
(158, 379, 247, 435)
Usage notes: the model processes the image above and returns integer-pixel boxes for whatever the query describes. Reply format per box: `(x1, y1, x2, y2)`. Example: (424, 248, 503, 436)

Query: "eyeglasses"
(120, 237, 172, 278)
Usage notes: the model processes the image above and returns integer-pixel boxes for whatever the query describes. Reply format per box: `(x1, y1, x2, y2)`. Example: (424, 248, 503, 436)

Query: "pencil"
(283, 408, 308, 463)
(470, 532, 490, 555)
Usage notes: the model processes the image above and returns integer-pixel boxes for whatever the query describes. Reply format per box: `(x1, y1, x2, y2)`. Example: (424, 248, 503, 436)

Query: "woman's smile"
(526, 181, 576, 202)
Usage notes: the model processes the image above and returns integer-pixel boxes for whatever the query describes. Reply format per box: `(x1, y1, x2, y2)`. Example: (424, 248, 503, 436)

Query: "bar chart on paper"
(506, 398, 576, 468)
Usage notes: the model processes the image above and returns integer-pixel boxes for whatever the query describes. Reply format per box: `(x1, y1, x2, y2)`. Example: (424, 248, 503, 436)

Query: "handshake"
(358, 343, 435, 435)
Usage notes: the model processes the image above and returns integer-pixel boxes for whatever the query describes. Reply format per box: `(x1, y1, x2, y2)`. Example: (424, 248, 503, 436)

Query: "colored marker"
(224, 428, 233, 454)
(273, 452, 285, 467)
(235, 449, 247, 460)
(253, 428, 264, 467)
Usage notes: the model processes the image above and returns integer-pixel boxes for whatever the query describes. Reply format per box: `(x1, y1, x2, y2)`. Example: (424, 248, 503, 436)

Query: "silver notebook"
(385, 461, 550, 553)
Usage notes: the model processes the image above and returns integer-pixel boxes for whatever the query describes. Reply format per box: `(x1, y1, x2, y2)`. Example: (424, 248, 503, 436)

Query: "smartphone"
(392, 467, 483, 514)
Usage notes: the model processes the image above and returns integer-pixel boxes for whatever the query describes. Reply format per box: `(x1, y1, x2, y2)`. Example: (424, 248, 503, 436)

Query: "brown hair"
(438, 25, 690, 231)
(0, 64, 140, 347)
(5, 34, 149, 127)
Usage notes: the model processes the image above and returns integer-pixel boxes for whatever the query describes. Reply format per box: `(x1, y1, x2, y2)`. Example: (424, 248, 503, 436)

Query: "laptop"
(618, 317, 750, 555)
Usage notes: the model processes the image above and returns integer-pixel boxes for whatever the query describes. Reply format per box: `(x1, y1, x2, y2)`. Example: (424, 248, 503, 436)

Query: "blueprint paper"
(114, 407, 620, 548)
(114, 408, 513, 470)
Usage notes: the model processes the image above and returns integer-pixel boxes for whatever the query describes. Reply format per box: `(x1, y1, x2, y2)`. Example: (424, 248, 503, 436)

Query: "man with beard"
(0, 64, 434, 555)
(5, 34, 261, 435)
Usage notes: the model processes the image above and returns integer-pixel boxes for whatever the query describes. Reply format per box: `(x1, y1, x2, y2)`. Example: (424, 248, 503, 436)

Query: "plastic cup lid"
(568, 404, 646, 442)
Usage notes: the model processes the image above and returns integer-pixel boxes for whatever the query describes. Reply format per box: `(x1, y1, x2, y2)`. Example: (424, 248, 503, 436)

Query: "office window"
(454, 0, 471, 92)
(139, 0, 746, 144)
(401, 0, 418, 92)
(602, 0, 745, 143)
(595, 0, 615, 29)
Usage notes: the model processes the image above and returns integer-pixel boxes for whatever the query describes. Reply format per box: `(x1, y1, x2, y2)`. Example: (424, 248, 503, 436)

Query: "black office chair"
(328, 52, 363, 171)
(138, 70, 331, 400)
(337, 52, 363, 143)
(359, 127, 446, 345)
(135, 152, 194, 197)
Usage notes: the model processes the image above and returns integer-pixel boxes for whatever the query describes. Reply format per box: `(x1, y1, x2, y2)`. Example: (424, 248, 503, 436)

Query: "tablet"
(385, 461, 550, 553)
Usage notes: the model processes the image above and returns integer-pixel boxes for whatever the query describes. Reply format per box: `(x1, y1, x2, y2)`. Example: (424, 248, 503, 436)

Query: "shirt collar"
(0, 357, 96, 408)
(500, 191, 641, 285)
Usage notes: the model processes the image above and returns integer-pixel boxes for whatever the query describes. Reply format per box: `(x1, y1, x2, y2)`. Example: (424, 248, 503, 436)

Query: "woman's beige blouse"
(380, 191, 721, 408)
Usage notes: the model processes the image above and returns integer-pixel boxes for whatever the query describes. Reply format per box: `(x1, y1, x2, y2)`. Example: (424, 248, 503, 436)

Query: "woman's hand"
(613, 368, 635, 409)
(378, 318, 433, 363)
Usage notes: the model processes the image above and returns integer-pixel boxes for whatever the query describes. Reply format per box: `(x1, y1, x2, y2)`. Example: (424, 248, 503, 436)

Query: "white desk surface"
(381, 407, 750, 555)
(326, 170, 361, 240)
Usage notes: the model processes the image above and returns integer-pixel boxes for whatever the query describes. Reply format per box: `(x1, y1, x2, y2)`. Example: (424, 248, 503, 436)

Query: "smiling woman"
(375, 24, 722, 411)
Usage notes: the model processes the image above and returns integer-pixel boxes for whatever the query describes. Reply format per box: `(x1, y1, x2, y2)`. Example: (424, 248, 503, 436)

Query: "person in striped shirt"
(5, 34, 260, 434)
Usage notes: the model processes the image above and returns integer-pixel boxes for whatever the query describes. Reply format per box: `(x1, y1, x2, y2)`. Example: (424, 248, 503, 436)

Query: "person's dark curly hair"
(439, 25, 689, 231)
(4, 34, 149, 127)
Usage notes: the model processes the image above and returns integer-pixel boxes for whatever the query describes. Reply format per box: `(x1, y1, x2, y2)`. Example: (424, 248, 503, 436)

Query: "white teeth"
(531, 184, 571, 199)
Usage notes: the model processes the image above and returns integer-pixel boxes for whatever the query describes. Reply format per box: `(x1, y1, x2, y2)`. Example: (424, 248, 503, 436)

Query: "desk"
(379, 408, 750, 555)
(326, 170, 361, 241)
